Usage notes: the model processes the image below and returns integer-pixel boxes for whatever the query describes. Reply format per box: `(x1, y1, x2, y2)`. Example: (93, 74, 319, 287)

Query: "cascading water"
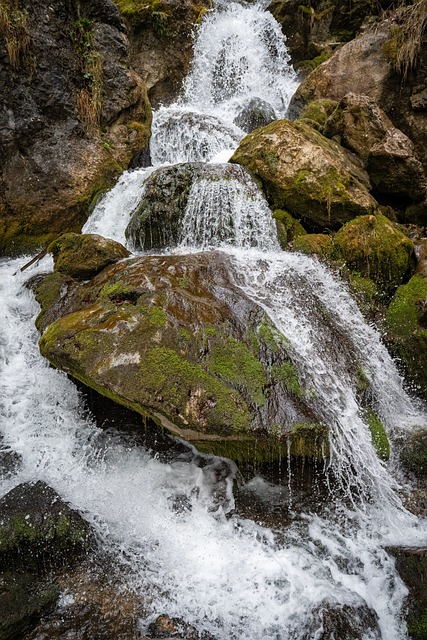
(1, 1, 426, 639)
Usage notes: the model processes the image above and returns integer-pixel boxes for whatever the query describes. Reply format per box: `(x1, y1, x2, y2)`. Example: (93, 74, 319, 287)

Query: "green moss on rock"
(0, 481, 93, 572)
(293, 233, 333, 257)
(48, 233, 129, 280)
(273, 209, 307, 249)
(386, 275, 427, 399)
(231, 119, 377, 232)
(332, 214, 414, 291)
(364, 408, 390, 461)
(400, 429, 427, 476)
(298, 99, 338, 128)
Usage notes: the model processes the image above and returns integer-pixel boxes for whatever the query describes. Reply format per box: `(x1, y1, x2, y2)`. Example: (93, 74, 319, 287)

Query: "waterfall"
(1, 1, 426, 639)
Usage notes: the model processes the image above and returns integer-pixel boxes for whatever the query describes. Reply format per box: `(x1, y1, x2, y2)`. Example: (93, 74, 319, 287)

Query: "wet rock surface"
(0, 481, 94, 572)
(125, 162, 258, 251)
(0, 572, 59, 640)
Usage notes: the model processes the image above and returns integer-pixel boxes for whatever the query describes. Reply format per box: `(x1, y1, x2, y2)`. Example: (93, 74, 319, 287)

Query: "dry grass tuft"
(0, 2, 32, 69)
(394, 0, 427, 78)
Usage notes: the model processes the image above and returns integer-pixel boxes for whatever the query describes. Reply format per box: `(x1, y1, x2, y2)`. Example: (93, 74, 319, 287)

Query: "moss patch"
(364, 409, 390, 462)
(385, 275, 427, 399)
(333, 214, 414, 292)
(273, 209, 307, 249)
(293, 233, 333, 257)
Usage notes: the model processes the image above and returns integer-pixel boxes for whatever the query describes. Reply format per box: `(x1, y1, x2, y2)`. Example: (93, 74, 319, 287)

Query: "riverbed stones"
(231, 119, 377, 231)
(48, 232, 130, 280)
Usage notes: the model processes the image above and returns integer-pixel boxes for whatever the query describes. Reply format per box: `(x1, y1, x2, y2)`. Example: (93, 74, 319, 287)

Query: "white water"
(1, 1, 427, 639)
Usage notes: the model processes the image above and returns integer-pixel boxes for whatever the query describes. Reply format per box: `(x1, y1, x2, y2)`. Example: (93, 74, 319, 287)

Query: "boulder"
(324, 93, 426, 202)
(324, 93, 402, 163)
(385, 274, 427, 398)
(332, 214, 414, 291)
(38, 251, 328, 463)
(125, 162, 264, 251)
(288, 20, 393, 118)
(48, 232, 130, 280)
(0, 481, 93, 572)
(367, 129, 426, 202)
(231, 119, 377, 231)
(233, 97, 277, 133)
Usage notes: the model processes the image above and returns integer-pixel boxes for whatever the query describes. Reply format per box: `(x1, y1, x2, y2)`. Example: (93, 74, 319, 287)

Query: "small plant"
(71, 17, 103, 129)
(0, 0, 32, 69)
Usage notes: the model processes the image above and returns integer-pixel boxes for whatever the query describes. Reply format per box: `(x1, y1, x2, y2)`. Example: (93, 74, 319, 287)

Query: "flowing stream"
(1, 2, 427, 639)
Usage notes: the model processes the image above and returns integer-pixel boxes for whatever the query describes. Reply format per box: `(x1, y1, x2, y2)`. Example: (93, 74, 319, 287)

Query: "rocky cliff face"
(0, 0, 153, 255)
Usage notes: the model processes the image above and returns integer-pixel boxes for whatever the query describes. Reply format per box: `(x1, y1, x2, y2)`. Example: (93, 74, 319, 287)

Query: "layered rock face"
(0, 0, 152, 255)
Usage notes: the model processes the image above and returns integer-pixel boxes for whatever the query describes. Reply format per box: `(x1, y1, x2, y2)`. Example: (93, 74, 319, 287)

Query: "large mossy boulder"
(48, 233, 130, 280)
(37, 251, 328, 463)
(0, 481, 93, 572)
(386, 274, 427, 398)
(231, 119, 378, 232)
(332, 214, 414, 291)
